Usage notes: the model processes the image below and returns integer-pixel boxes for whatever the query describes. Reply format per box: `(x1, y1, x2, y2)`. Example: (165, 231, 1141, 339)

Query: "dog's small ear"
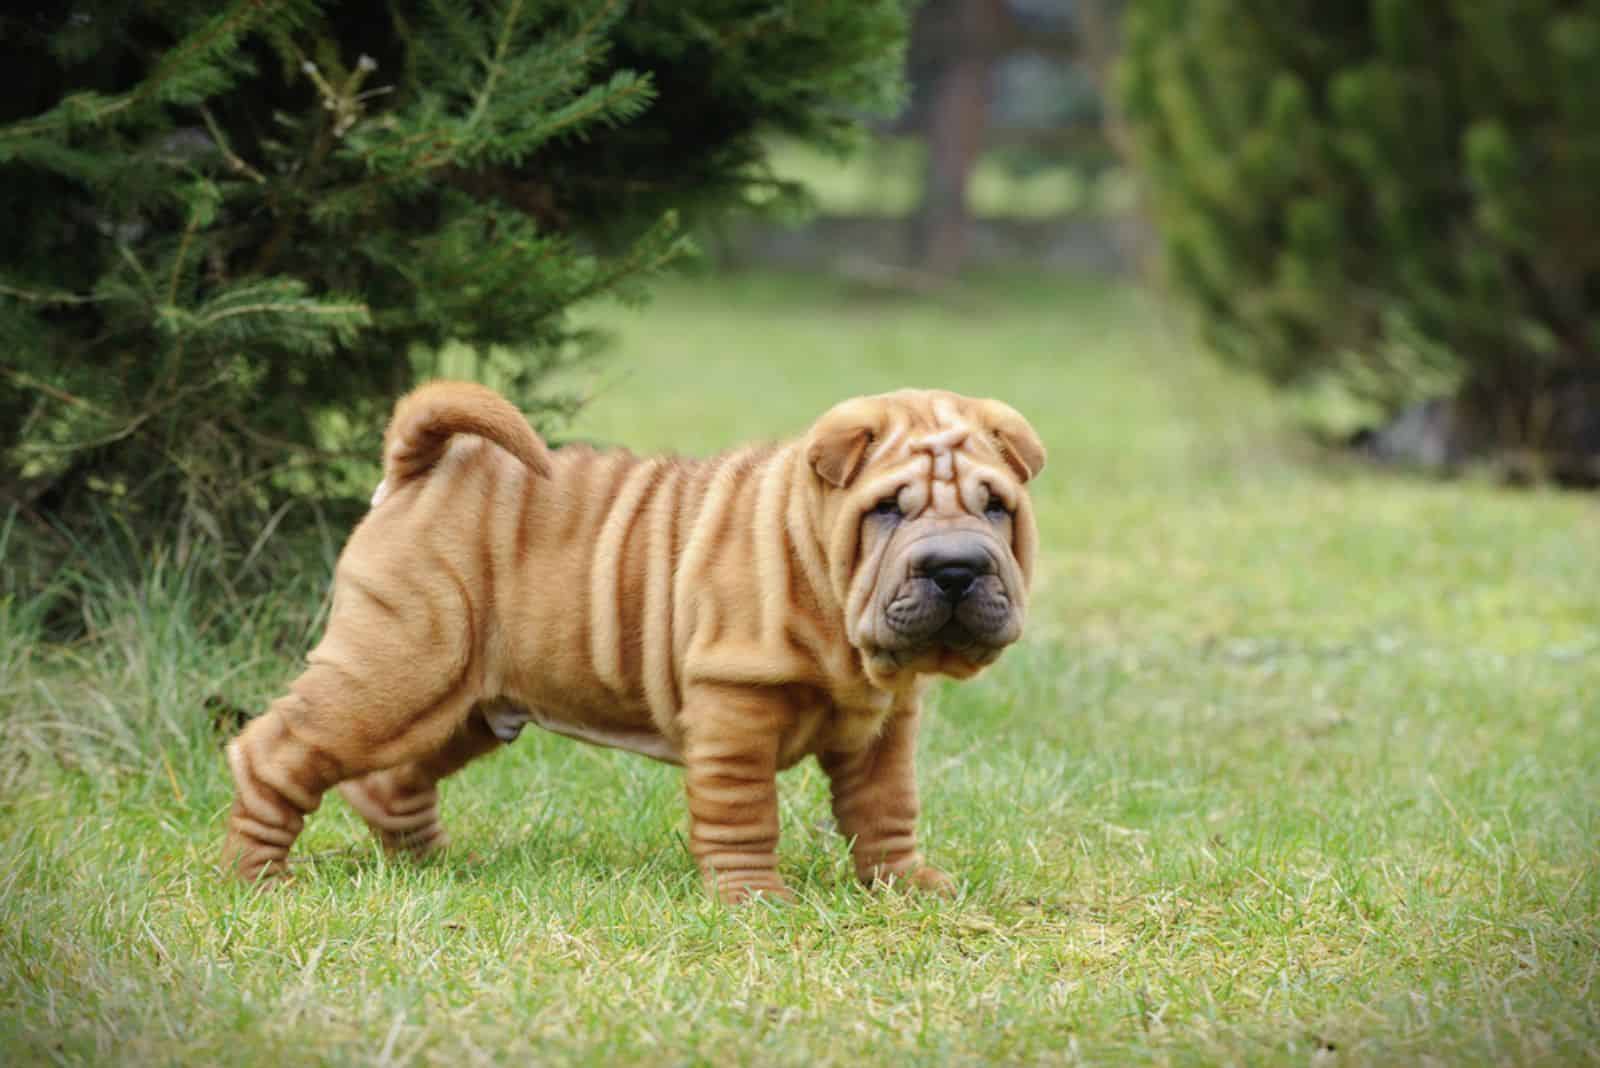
(807, 423, 874, 488)
(806, 401, 880, 488)
(980, 401, 1046, 483)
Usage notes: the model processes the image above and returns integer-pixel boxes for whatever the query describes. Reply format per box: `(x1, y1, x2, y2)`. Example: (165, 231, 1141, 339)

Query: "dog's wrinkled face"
(805, 390, 1045, 684)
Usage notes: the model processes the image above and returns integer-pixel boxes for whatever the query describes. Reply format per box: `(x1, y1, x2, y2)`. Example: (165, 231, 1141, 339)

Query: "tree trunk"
(1076, 0, 1156, 280)
(912, 0, 1003, 276)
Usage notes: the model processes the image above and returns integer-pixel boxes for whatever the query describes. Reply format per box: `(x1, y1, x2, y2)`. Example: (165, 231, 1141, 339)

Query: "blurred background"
(4, 0, 1600, 688)
(5, 0, 1596, 566)
(717, 0, 1138, 278)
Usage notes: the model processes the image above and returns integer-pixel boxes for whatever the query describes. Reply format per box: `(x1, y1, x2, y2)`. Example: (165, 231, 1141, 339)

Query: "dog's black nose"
(926, 550, 988, 600)
(931, 562, 978, 599)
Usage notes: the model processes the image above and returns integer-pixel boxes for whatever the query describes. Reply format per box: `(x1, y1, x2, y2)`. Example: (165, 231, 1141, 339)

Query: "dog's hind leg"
(221, 645, 478, 884)
(336, 704, 512, 857)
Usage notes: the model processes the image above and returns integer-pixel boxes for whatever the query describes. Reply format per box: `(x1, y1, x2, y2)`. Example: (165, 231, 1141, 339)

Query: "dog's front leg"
(682, 684, 793, 904)
(820, 702, 956, 896)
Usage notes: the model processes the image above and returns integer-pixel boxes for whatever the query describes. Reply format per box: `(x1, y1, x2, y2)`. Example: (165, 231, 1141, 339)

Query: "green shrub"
(1120, 0, 1600, 456)
(0, 0, 908, 543)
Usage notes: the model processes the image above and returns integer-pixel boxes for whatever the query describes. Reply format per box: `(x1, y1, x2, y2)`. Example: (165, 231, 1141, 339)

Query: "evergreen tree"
(0, 0, 909, 537)
(1120, 0, 1600, 465)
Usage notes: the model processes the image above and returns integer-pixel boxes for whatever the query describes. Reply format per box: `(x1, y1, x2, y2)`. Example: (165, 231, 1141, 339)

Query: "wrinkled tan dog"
(223, 382, 1044, 902)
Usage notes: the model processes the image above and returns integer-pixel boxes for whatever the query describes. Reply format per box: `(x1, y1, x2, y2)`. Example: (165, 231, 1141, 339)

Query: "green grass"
(3, 272, 1598, 1065)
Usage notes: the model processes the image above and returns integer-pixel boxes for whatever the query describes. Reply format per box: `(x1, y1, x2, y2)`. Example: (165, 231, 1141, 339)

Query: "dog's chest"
(777, 692, 894, 769)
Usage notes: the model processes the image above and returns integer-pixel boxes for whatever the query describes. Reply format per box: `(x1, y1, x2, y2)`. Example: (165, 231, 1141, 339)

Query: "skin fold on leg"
(336, 710, 505, 857)
(222, 639, 478, 884)
(820, 703, 955, 895)
(682, 684, 795, 904)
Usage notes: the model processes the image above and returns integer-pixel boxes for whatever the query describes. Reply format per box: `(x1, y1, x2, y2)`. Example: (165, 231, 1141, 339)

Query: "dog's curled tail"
(378, 381, 552, 502)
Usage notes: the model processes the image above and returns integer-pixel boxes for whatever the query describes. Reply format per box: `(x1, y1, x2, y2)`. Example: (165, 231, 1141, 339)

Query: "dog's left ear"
(979, 400, 1046, 483)
(805, 400, 881, 488)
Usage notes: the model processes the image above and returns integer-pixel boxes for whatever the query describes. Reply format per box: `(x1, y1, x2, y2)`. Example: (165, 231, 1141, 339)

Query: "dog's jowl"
(222, 382, 1045, 902)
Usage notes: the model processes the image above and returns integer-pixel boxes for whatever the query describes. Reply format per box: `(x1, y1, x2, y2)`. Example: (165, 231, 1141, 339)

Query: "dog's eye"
(984, 491, 1012, 520)
(871, 494, 903, 519)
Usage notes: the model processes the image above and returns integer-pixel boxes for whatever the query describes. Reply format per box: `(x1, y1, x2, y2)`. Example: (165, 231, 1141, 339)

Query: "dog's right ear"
(977, 399, 1046, 483)
(805, 401, 880, 488)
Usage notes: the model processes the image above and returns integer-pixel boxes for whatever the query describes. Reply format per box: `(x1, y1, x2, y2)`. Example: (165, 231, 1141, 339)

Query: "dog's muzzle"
(882, 533, 1020, 653)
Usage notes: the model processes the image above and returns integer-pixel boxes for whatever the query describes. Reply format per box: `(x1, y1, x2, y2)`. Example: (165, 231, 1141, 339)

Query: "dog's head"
(804, 389, 1045, 684)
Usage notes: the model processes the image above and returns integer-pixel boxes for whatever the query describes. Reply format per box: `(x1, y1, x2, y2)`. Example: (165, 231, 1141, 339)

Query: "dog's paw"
(904, 865, 958, 896)
(870, 864, 958, 898)
(710, 871, 794, 905)
(220, 847, 291, 889)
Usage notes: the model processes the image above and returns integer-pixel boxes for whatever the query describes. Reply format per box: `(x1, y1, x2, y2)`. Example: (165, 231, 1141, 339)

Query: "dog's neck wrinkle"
(789, 470, 832, 608)
(785, 453, 852, 649)
(778, 447, 896, 703)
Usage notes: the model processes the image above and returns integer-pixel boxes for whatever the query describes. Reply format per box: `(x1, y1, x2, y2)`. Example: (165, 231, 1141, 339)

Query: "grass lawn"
(3, 272, 1597, 1065)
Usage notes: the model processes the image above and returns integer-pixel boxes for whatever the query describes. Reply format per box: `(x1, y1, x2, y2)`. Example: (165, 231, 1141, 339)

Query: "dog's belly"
(531, 710, 683, 764)
(481, 698, 683, 764)
(479, 692, 884, 772)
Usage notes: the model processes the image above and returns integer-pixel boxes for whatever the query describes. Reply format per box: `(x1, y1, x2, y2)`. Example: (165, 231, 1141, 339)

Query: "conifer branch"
(200, 106, 266, 184)
(574, 0, 626, 43)
(537, 77, 653, 144)
(0, 366, 111, 414)
(0, 283, 100, 305)
(194, 300, 369, 328)
(0, 0, 279, 145)
(167, 211, 204, 308)
(467, 0, 526, 130)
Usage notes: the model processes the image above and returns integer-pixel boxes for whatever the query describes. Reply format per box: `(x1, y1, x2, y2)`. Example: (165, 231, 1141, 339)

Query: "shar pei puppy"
(223, 382, 1045, 902)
